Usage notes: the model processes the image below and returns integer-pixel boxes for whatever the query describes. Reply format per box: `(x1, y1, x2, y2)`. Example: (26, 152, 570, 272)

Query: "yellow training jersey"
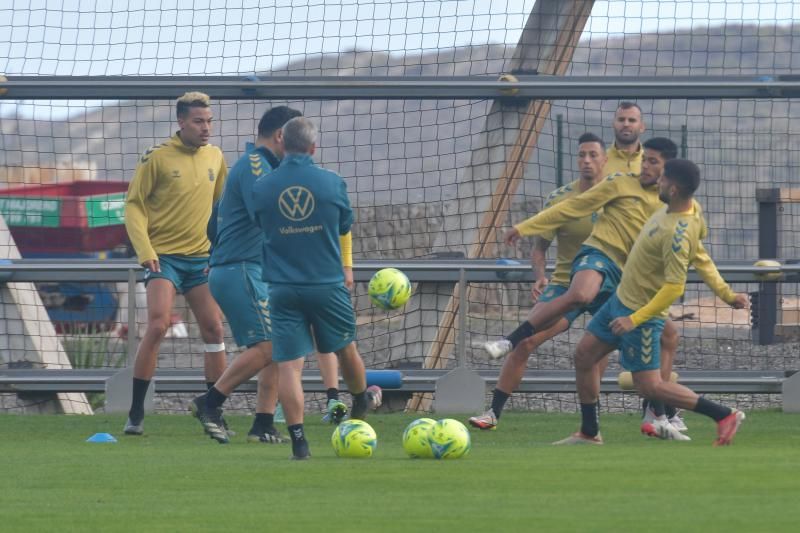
(515, 173, 662, 269)
(604, 142, 642, 176)
(617, 201, 736, 318)
(539, 180, 597, 287)
(125, 132, 227, 264)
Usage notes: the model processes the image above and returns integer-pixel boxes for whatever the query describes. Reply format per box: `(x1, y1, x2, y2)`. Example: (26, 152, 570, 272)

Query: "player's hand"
(730, 293, 749, 309)
(610, 316, 635, 335)
(343, 267, 354, 291)
(142, 259, 160, 273)
(504, 227, 521, 246)
(203, 265, 210, 276)
(531, 277, 549, 303)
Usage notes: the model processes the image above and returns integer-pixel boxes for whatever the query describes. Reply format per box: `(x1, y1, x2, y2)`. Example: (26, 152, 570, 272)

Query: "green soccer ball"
(428, 419, 471, 460)
(368, 268, 412, 310)
(331, 419, 377, 458)
(402, 417, 437, 458)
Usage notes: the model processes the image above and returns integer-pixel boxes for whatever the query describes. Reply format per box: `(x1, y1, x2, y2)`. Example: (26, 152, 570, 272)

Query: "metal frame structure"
(2, 75, 799, 101)
(0, 368, 788, 395)
(755, 188, 800, 345)
(1, 259, 797, 395)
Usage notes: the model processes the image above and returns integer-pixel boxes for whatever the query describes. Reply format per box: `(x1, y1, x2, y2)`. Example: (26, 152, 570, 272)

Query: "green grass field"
(3, 410, 800, 532)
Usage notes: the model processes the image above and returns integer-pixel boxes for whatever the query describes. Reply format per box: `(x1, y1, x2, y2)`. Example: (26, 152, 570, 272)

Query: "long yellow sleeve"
(630, 282, 684, 326)
(125, 156, 158, 264)
(339, 231, 353, 268)
(515, 177, 618, 237)
(691, 241, 737, 304)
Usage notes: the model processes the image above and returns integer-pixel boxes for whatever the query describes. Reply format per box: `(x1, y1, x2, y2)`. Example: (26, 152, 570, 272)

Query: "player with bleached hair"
(123, 92, 227, 435)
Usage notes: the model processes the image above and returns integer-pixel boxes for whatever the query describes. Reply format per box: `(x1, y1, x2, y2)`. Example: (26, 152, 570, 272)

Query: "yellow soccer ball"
(618, 371, 679, 391)
(428, 419, 471, 460)
(368, 268, 412, 310)
(753, 260, 783, 282)
(402, 418, 436, 459)
(331, 419, 377, 458)
(498, 73, 519, 96)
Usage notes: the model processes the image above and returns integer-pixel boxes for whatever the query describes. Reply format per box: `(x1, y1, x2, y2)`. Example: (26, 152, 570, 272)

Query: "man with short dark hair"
(606, 101, 645, 175)
(190, 106, 301, 444)
(123, 91, 227, 435)
(484, 137, 678, 362)
(468, 132, 606, 429)
(252, 116, 370, 460)
(190, 107, 357, 444)
(487, 137, 744, 440)
(555, 159, 746, 446)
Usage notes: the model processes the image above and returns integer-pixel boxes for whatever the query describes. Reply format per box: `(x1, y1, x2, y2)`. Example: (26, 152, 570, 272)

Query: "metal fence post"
(754, 188, 779, 345)
(457, 268, 467, 368)
(556, 114, 564, 187)
(127, 267, 137, 366)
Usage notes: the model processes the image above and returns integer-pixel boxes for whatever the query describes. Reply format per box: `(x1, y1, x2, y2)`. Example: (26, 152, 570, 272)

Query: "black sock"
(326, 388, 339, 401)
(665, 404, 678, 418)
(129, 377, 150, 421)
(649, 399, 666, 417)
(692, 397, 731, 422)
(580, 402, 600, 437)
(490, 389, 511, 418)
(205, 386, 228, 410)
(206, 381, 215, 391)
(506, 321, 535, 348)
(251, 412, 274, 434)
(641, 398, 649, 415)
(288, 423, 310, 458)
(351, 390, 368, 419)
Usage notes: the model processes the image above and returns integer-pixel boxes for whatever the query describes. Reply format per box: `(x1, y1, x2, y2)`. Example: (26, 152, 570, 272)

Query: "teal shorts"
(587, 292, 665, 372)
(268, 283, 356, 362)
(537, 284, 585, 325)
(570, 245, 622, 315)
(144, 254, 209, 294)
(209, 262, 270, 348)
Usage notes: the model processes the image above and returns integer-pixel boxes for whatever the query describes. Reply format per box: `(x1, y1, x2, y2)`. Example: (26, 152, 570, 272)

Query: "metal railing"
(2, 75, 799, 100)
(1, 259, 797, 395)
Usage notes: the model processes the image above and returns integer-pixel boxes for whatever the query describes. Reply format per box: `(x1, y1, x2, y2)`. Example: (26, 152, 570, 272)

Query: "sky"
(1, 0, 799, 119)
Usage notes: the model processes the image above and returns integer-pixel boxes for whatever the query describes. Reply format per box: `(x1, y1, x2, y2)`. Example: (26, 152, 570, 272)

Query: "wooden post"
(0, 215, 93, 414)
(408, 0, 595, 411)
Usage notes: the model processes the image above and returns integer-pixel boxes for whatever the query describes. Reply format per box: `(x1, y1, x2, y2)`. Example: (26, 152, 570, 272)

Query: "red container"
(0, 180, 130, 254)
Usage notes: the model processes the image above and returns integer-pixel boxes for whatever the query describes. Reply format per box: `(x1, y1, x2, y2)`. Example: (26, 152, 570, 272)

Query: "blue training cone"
(86, 432, 117, 443)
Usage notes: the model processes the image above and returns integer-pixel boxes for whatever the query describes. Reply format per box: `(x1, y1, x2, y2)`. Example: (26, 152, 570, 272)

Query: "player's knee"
(253, 342, 273, 365)
(199, 320, 224, 344)
(661, 326, 679, 351)
(574, 345, 595, 371)
(634, 378, 660, 399)
(146, 316, 170, 339)
(515, 336, 537, 356)
(335, 341, 356, 359)
(566, 288, 594, 308)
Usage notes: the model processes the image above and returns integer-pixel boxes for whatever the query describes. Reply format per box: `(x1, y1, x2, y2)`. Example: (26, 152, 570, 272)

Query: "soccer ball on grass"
(402, 417, 437, 458)
(331, 419, 377, 458)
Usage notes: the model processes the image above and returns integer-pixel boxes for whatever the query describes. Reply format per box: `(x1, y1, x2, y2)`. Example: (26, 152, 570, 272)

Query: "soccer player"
(485, 137, 739, 436)
(554, 159, 747, 446)
(189, 107, 355, 444)
(468, 133, 607, 430)
(605, 101, 645, 175)
(483, 138, 676, 363)
(123, 92, 227, 435)
(251, 116, 371, 460)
